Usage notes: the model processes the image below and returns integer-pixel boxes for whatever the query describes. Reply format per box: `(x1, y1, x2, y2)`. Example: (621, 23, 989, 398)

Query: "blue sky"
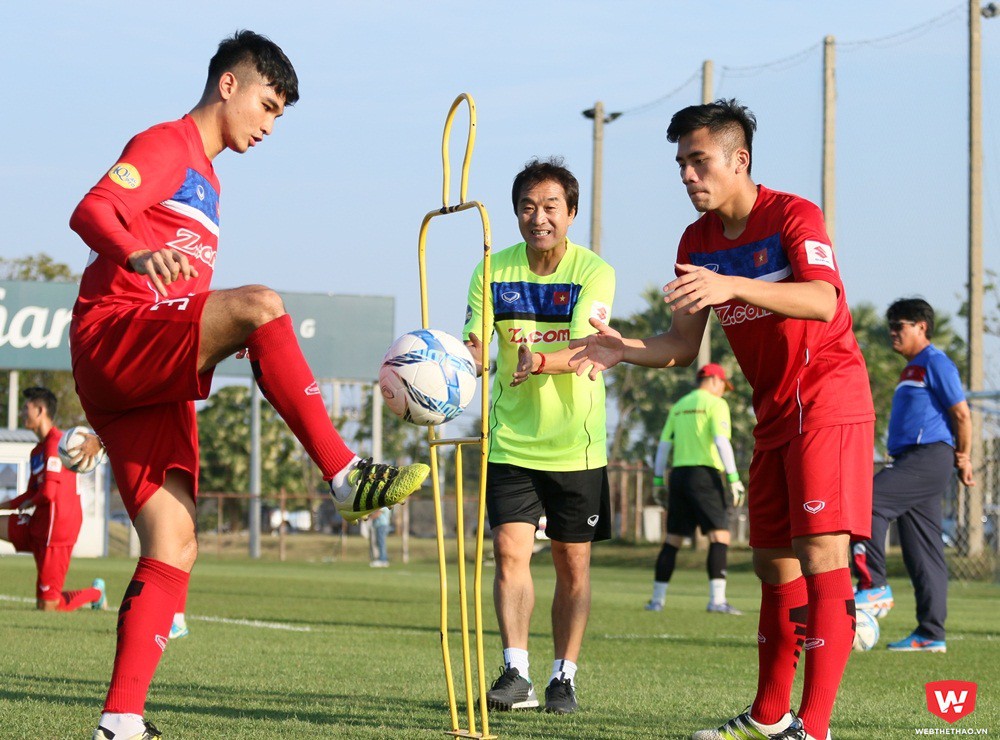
(3, 1, 997, 391)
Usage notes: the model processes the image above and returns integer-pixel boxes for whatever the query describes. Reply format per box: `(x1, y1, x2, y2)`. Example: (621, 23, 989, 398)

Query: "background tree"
(604, 285, 755, 472)
(0, 254, 86, 426)
(197, 384, 314, 528)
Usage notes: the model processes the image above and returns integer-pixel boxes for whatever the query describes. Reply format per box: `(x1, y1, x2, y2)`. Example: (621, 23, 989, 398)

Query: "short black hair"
(511, 157, 580, 216)
(666, 98, 757, 175)
(887, 298, 936, 338)
(22, 387, 57, 419)
(207, 30, 299, 105)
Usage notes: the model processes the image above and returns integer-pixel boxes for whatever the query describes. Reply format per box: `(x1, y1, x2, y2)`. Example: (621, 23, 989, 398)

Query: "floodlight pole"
(823, 36, 837, 247)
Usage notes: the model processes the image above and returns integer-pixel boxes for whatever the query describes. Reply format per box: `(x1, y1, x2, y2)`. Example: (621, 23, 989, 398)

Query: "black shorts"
(486, 463, 611, 543)
(666, 466, 729, 536)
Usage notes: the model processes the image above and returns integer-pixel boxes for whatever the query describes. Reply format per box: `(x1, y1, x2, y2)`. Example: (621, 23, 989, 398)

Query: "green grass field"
(1, 539, 996, 739)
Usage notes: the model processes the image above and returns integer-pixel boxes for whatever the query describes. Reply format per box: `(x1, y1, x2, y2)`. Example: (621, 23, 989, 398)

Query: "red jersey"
(70, 115, 220, 347)
(677, 185, 874, 449)
(7, 427, 82, 547)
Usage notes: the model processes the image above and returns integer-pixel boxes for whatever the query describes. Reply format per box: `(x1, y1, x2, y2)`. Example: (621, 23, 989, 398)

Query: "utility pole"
(582, 102, 621, 255)
(823, 36, 837, 246)
(696, 60, 714, 372)
(966, 0, 990, 556)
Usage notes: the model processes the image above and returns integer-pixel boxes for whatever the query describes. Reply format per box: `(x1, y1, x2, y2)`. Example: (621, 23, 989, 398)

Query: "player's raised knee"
(220, 284, 285, 330)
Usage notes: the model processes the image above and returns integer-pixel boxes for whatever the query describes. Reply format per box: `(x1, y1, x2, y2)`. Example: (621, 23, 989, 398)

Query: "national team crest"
(553, 291, 569, 306)
(925, 681, 977, 724)
(753, 248, 768, 267)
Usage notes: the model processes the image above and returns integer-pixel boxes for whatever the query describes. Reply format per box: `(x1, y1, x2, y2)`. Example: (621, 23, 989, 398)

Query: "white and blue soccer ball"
(379, 329, 477, 427)
(58, 425, 107, 474)
(853, 609, 880, 652)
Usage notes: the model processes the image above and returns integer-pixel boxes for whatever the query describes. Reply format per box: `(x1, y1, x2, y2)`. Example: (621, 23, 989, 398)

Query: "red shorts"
(8, 515, 72, 600)
(748, 422, 874, 549)
(71, 293, 215, 520)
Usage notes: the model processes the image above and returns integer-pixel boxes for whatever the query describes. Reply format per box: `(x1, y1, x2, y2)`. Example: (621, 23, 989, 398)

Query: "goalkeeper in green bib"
(463, 158, 615, 716)
(645, 363, 745, 615)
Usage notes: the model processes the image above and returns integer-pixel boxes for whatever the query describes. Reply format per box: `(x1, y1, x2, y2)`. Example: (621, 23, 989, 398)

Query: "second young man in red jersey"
(70, 31, 428, 740)
(570, 99, 874, 740)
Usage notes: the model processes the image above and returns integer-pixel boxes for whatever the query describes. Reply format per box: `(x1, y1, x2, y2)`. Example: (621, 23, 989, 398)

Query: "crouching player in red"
(0, 387, 107, 612)
(569, 100, 874, 740)
(69, 31, 428, 740)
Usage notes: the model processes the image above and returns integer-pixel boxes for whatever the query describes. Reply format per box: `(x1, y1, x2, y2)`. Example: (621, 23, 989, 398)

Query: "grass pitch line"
(0, 594, 35, 604)
(191, 615, 312, 632)
(0, 594, 310, 632)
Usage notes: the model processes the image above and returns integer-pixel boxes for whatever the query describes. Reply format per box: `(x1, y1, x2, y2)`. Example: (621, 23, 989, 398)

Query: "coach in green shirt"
(644, 363, 745, 615)
(464, 157, 614, 717)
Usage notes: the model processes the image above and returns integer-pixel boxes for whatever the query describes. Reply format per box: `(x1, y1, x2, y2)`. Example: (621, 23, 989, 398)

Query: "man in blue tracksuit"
(853, 298, 974, 652)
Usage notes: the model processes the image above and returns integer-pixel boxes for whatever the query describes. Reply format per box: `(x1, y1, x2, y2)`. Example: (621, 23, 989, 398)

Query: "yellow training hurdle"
(417, 92, 496, 739)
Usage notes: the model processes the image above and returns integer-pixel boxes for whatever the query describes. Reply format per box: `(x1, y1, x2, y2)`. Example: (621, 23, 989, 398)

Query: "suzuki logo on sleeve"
(925, 681, 977, 723)
(803, 500, 826, 514)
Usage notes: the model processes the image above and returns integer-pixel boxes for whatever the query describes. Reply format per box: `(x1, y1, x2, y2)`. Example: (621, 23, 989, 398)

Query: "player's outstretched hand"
(67, 433, 105, 471)
(568, 318, 624, 380)
(511, 344, 535, 387)
(465, 333, 485, 376)
(129, 248, 200, 297)
(664, 263, 736, 315)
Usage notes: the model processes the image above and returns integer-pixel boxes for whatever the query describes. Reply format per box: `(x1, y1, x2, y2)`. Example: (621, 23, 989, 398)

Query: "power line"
(840, 3, 965, 50)
(597, 4, 967, 120)
(619, 68, 701, 117)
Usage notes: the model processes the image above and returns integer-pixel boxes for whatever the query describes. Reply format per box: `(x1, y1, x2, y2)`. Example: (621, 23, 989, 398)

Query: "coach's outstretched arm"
(569, 308, 708, 380)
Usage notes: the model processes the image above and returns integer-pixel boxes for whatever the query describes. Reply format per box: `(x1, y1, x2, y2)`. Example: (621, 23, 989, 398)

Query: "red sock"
(752, 576, 808, 725)
(247, 315, 355, 479)
(57, 587, 102, 612)
(104, 558, 190, 714)
(798, 568, 855, 740)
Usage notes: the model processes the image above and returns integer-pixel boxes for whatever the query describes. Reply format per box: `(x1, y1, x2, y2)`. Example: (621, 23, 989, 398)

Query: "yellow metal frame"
(417, 93, 495, 740)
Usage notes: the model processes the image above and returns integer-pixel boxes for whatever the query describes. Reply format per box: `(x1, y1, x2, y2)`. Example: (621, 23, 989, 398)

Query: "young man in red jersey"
(570, 99, 873, 740)
(70, 31, 428, 740)
(0, 387, 106, 612)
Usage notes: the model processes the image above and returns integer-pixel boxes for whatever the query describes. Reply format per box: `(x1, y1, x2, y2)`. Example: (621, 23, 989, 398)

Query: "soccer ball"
(853, 609, 880, 652)
(58, 426, 107, 474)
(379, 329, 477, 426)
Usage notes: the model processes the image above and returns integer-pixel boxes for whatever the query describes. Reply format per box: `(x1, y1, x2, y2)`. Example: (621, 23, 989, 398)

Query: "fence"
(152, 443, 997, 580)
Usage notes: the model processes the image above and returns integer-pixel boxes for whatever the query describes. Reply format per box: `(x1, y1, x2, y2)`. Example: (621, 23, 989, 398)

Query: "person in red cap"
(569, 99, 873, 740)
(645, 363, 745, 615)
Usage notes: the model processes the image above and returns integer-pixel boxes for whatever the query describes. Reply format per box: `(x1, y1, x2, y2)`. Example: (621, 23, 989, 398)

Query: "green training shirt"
(464, 239, 615, 471)
(659, 388, 732, 470)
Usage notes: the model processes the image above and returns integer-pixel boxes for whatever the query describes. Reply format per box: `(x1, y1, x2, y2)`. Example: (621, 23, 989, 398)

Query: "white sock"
(652, 581, 668, 604)
(709, 578, 727, 605)
(173, 612, 186, 628)
(98, 713, 146, 737)
(503, 647, 530, 681)
(749, 711, 794, 733)
(330, 455, 362, 502)
(550, 658, 577, 687)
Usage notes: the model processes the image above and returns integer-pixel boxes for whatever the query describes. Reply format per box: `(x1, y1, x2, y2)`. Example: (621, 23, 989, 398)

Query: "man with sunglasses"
(853, 298, 974, 653)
